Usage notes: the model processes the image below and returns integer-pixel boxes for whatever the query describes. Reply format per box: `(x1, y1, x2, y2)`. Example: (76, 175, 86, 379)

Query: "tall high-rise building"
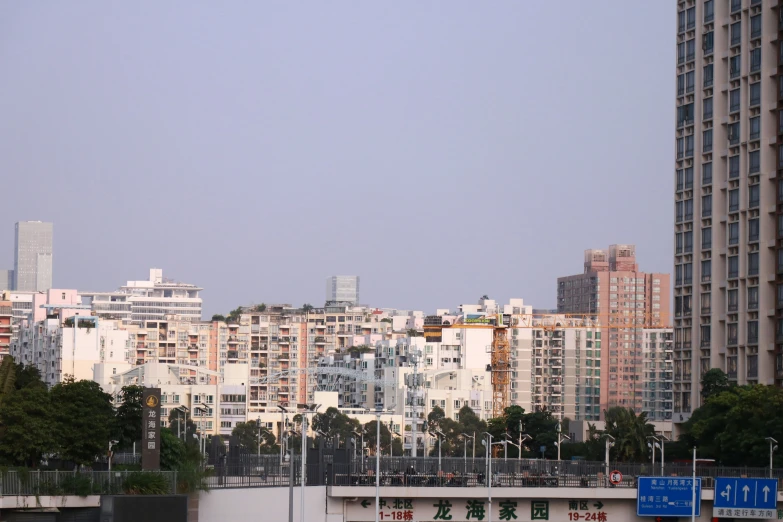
(13, 221, 53, 292)
(673, 0, 779, 423)
(557, 245, 670, 416)
(0, 270, 13, 291)
(326, 275, 360, 304)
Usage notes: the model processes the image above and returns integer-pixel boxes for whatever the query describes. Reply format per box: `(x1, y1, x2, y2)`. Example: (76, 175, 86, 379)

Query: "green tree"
(312, 407, 361, 442)
(227, 306, 244, 323)
(211, 314, 226, 322)
(160, 427, 187, 470)
(255, 303, 267, 312)
(701, 368, 731, 399)
(232, 421, 278, 454)
(363, 420, 392, 455)
(168, 408, 198, 443)
(603, 407, 655, 462)
(301, 303, 314, 312)
(50, 378, 116, 466)
(114, 385, 144, 450)
(0, 385, 54, 467)
(14, 362, 44, 391)
(0, 356, 16, 398)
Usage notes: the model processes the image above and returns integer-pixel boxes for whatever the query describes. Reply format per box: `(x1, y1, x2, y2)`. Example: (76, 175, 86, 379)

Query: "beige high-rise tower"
(673, 0, 780, 424)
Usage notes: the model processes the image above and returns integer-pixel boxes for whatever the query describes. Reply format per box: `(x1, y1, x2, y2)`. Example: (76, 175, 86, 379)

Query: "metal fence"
(0, 470, 178, 496)
(198, 454, 783, 490)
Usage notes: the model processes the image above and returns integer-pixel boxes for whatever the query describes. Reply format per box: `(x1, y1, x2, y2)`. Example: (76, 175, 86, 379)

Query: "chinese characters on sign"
(378, 498, 415, 521)
(568, 500, 608, 521)
(369, 498, 521, 521)
(141, 388, 161, 471)
(715, 508, 775, 519)
(532, 500, 549, 520)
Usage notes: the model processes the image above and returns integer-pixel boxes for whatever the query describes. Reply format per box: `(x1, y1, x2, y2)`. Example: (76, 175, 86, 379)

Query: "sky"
(0, 2, 673, 317)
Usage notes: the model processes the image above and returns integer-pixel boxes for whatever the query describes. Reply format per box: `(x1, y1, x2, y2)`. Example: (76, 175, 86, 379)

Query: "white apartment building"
(13, 312, 129, 386)
(82, 268, 202, 325)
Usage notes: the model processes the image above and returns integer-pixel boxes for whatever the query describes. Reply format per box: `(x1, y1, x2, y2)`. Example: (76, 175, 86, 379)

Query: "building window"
(684, 166, 693, 189)
(748, 321, 759, 345)
(748, 252, 759, 276)
(702, 227, 712, 249)
(728, 122, 740, 146)
(729, 222, 739, 245)
(779, 214, 783, 237)
(703, 64, 713, 88)
(728, 289, 739, 312)
(703, 130, 712, 153)
(702, 162, 712, 185)
(684, 198, 693, 220)
(701, 259, 711, 283)
(778, 249, 783, 273)
(728, 323, 738, 346)
(751, 14, 762, 39)
(749, 218, 760, 242)
(729, 155, 739, 179)
(731, 0, 741, 14)
(702, 194, 712, 217)
(748, 354, 759, 379)
(685, 135, 694, 157)
(731, 22, 741, 47)
(704, 0, 714, 22)
(703, 97, 713, 120)
(684, 230, 693, 253)
(749, 119, 760, 143)
(779, 110, 783, 135)
(749, 184, 760, 209)
(686, 71, 694, 94)
(729, 189, 739, 212)
(750, 82, 761, 107)
(676, 169, 684, 192)
(730, 55, 741, 79)
(750, 49, 761, 73)
(677, 137, 684, 159)
(676, 201, 683, 223)
(684, 262, 692, 285)
(728, 256, 739, 279)
(677, 74, 685, 96)
(703, 31, 714, 55)
(686, 6, 695, 30)
(686, 39, 695, 62)
(678, 103, 694, 126)
(748, 286, 759, 311)
(730, 88, 741, 113)
(678, 42, 685, 65)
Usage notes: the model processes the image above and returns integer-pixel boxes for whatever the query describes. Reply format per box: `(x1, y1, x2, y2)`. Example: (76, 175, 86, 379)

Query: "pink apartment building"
(557, 245, 671, 416)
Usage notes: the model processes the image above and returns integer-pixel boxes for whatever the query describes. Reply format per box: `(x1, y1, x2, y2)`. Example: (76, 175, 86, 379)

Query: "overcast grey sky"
(0, 2, 673, 317)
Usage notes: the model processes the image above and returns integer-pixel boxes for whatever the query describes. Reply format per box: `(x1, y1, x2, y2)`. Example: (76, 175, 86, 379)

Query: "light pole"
(690, 448, 715, 522)
(297, 403, 320, 522)
(392, 430, 401, 460)
(519, 433, 532, 461)
(434, 429, 445, 482)
(483, 432, 493, 522)
(256, 418, 263, 462)
(461, 433, 475, 475)
(277, 405, 289, 469)
(352, 430, 364, 472)
(371, 407, 394, 522)
(556, 433, 571, 462)
(647, 436, 659, 473)
(603, 434, 615, 487)
(108, 440, 118, 472)
(766, 437, 778, 479)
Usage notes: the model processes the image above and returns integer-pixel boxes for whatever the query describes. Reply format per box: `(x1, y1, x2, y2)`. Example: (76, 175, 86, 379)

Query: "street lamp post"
(108, 440, 118, 472)
(766, 437, 778, 479)
(278, 405, 289, 469)
(556, 433, 571, 462)
(483, 432, 493, 522)
(691, 448, 715, 522)
(603, 434, 615, 487)
(352, 430, 364, 472)
(256, 418, 263, 462)
(371, 407, 394, 522)
(435, 429, 445, 483)
(519, 433, 532, 461)
(297, 404, 320, 522)
(461, 433, 475, 475)
(647, 436, 659, 473)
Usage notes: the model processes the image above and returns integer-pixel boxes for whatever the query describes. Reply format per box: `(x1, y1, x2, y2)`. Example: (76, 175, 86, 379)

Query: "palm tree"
(301, 303, 314, 313)
(603, 407, 655, 462)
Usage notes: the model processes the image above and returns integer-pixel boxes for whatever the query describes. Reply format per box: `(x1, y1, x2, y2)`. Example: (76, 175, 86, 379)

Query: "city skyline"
(0, 1, 673, 318)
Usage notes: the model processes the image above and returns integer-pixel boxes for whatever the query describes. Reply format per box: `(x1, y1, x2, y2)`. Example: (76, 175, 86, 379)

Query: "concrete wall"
(198, 486, 338, 522)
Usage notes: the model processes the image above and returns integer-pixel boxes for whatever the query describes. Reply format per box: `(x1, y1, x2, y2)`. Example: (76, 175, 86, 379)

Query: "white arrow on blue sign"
(713, 478, 777, 512)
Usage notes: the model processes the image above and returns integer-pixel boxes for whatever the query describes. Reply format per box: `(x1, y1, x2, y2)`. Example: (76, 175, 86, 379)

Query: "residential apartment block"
(557, 245, 670, 415)
(641, 329, 674, 422)
(673, 0, 780, 422)
(0, 299, 11, 359)
(326, 275, 360, 304)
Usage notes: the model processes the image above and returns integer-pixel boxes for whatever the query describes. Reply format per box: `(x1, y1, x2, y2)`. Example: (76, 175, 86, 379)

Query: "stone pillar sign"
(142, 388, 161, 470)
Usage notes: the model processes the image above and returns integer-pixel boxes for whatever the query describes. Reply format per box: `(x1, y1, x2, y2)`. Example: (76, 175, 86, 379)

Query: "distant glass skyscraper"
(326, 275, 360, 304)
(14, 221, 53, 292)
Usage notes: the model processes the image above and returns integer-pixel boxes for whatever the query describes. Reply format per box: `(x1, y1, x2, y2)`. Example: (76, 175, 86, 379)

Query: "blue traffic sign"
(637, 476, 701, 517)
(713, 477, 777, 518)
